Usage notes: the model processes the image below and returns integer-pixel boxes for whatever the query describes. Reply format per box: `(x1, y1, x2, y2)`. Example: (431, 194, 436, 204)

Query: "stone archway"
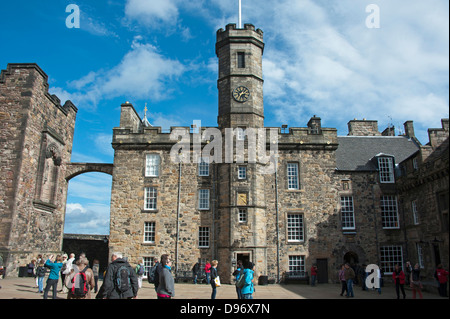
(344, 251, 359, 265)
(65, 163, 113, 181)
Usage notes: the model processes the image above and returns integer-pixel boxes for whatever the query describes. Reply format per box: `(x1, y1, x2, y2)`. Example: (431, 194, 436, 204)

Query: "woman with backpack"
(66, 257, 95, 299)
(241, 261, 255, 299)
(36, 260, 47, 293)
(233, 260, 244, 299)
(136, 259, 145, 289)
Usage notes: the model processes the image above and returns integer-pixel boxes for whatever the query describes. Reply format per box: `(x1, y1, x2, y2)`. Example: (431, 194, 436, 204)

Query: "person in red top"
(435, 264, 449, 297)
(310, 264, 318, 286)
(392, 264, 406, 299)
(204, 261, 211, 284)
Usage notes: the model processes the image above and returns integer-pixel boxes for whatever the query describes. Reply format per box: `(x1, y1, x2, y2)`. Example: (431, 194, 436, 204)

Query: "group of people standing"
(338, 262, 449, 299)
(28, 252, 100, 299)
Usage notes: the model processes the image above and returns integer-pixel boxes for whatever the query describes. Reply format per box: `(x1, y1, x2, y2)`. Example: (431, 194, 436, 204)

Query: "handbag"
(214, 276, 221, 287)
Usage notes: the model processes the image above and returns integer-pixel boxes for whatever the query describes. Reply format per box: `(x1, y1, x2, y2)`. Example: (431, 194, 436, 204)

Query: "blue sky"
(1, 0, 448, 235)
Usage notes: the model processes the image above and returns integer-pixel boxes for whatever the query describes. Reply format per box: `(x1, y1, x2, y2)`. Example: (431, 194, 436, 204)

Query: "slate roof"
(336, 136, 420, 171)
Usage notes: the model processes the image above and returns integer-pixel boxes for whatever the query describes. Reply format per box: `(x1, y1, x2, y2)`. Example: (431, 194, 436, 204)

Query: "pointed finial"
(142, 103, 152, 127)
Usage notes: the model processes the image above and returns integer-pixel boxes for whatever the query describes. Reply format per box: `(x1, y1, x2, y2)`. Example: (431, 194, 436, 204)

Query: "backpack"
(148, 264, 158, 284)
(137, 264, 145, 276)
(236, 271, 246, 288)
(115, 265, 131, 293)
(71, 267, 89, 297)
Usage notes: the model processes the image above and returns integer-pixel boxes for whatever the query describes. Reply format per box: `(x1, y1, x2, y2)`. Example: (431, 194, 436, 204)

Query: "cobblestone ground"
(0, 277, 445, 299)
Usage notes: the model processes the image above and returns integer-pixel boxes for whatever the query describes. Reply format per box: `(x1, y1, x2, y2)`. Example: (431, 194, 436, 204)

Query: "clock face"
(233, 86, 250, 103)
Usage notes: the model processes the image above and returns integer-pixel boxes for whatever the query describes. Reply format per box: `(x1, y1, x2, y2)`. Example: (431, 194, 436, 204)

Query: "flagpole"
(239, 0, 242, 28)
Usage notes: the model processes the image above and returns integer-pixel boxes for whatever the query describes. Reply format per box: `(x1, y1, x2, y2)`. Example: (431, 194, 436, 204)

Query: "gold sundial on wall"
(237, 193, 248, 206)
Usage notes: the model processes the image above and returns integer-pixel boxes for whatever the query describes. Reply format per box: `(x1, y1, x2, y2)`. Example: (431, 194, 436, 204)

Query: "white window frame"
(341, 196, 355, 230)
(416, 244, 424, 269)
(144, 222, 156, 243)
(142, 257, 154, 278)
(287, 163, 299, 190)
(199, 227, 210, 248)
(198, 157, 210, 177)
(288, 255, 305, 273)
(238, 208, 247, 223)
(380, 245, 403, 274)
(412, 157, 419, 170)
(378, 157, 395, 183)
(238, 166, 247, 180)
(412, 200, 419, 225)
(145, 154, 160, 177)
(144, 187, 157, 210)
(198, 189, 210, 210)
(237, 127, 246, 141)
(287, 214, 304, 242)
(381, 195, 399, 229)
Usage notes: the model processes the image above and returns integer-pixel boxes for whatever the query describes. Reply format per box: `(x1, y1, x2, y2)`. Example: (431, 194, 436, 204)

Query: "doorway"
(236, 253, 250, 267)
(316, 259, 328, 283)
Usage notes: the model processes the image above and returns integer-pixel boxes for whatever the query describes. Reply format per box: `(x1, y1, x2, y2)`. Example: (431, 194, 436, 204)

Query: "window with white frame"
(287, 214, 304, 242)
(145, 154, 160, 177)
(144, 187, 157, 210)
(416, 244, 424, 269)
(237, 127, 246, 141)
(288, 255, 305, 273)
(238, 208, 247, 223)
(380, 245, 403, 274)
(199, 189, 210, 210)
(287, 163, 299, 190)
(199, 227, 210, 248)
(412, 157, 419, 170)
(198, 157, 209, 176)
(381, 195, 399, 229)
(143, 257, 154, 277)
(144, 222, 156, 243)
(238, 166, 247, 180)
(378, 157, 395, 183)
(412, 200, 419, 225)
(341, 196, 355, 230)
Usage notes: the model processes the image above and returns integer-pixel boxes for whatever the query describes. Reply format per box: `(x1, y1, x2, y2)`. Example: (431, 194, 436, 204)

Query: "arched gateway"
(65, 163, 114, 181)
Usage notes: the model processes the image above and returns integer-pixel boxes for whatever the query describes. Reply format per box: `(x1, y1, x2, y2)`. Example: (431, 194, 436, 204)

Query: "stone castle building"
(1, 24, 448, 287)
(0, 64, 77, 270)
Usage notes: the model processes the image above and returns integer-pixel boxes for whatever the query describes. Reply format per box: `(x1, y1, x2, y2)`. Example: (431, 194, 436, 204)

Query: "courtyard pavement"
(0, 276, 445, 300)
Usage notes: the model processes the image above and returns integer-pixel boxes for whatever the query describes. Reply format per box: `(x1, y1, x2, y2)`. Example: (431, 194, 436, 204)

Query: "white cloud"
(67, 173, 112, 202)
(65, 202, 110, 235)
(125, 0, 179, 27)
(53, 36, 186, 109)
(65, 173, 112, 235)
(232, 0, 449, 141)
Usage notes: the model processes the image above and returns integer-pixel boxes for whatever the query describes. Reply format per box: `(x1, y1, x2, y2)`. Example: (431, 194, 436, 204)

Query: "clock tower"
(215, 24, 269, 283)
(216, 23, 265, 129)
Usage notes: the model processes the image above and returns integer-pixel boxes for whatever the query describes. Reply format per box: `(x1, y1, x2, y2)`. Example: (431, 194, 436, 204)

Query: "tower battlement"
(216, 23, 264, 55)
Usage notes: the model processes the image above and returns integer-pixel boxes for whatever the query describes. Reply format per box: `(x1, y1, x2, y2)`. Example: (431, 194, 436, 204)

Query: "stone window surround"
(145, 153, 161, 177)
(285, 212, 305, 244)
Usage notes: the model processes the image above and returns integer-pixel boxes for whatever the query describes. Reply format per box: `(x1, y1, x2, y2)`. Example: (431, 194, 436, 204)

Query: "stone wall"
(0, 64, 77, 276)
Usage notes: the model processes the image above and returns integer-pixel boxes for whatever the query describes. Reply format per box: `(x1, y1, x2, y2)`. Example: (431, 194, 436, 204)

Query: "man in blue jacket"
(43, 254, 63, 299)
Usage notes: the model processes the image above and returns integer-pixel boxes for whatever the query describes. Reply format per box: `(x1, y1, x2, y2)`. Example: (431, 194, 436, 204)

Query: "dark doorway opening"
(316, 258, 328, 283)
(237, 253, 250, 267)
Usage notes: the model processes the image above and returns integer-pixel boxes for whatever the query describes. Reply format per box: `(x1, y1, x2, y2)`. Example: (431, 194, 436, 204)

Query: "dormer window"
(378, 156, 395, 183)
